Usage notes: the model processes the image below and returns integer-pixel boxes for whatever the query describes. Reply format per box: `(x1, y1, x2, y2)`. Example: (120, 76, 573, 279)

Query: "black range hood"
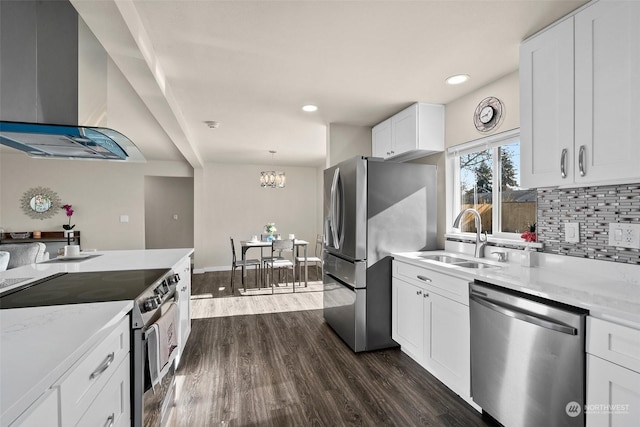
(0, 0, 144, 162)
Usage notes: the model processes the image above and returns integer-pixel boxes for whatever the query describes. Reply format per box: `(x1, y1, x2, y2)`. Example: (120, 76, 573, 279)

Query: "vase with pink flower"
(61, 204, 76, 244)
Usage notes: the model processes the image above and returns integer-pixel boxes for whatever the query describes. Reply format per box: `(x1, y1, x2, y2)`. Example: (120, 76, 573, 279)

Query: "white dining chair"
(264, 239, 295, 294)
(295, 234, 323, 286)
(230, 237, 261, 293)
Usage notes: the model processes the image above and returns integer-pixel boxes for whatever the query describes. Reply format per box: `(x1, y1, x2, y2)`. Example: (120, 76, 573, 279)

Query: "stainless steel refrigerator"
(323, 156, 437, 352)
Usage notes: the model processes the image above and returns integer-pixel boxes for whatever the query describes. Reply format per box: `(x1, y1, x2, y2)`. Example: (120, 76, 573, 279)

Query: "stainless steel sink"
(453, 261, 497, 269)
(419, 254, 467, 264)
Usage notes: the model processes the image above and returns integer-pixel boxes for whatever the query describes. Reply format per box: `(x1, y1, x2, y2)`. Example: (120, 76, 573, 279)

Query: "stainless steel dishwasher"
(470, 280, 588, 427)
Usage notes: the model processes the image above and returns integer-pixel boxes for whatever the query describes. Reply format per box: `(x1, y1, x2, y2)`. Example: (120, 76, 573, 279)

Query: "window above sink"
(447, 129, 537, 244)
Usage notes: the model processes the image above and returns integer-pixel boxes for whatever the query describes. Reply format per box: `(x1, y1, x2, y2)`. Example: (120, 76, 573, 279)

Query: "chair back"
(229, 237, 237, 266)
(315, 234, 323, 256)
(271, 239, 294, 257)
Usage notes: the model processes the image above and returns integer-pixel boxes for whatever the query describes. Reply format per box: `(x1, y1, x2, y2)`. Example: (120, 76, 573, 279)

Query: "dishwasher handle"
(470, 293, 578, 335)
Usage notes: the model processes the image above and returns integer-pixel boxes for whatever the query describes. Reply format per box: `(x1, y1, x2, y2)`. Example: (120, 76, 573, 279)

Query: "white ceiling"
(70, 0, 588, 168)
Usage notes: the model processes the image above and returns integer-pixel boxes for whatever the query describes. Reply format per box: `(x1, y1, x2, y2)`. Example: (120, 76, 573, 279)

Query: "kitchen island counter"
(0, 301, 132, 425)
(0, 248, 194, 425)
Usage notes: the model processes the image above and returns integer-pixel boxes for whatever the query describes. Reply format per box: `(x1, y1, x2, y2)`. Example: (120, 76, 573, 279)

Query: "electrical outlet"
(608, 223, 640, 249)
(564, 222, 580, 243)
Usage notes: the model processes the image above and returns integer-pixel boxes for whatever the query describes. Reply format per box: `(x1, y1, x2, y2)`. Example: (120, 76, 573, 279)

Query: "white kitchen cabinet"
(372, 118, 392, 160)
(574, 0, 640, 185)
(75, 355, 131, 427)
(57, 314, 130, 426)
(520, 16, 574, 188)
(586, 317, 640, 427)
(175, 256, 192, 366)
(392, 260, 471, 398)
(392, 278, 425, 361)
(521, 0, 640, 188)
(371, 103, 444, 161)
(9, 388, 59, 427)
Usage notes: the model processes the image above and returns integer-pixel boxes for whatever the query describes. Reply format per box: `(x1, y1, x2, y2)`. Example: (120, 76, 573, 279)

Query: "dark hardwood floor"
(170, 274, 492, 426)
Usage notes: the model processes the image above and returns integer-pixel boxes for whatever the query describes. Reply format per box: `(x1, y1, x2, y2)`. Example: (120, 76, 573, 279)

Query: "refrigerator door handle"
(330, 167, 341, 249)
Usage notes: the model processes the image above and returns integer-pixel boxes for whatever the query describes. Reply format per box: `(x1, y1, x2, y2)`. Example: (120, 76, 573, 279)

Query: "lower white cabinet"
(75, 355, 131, 427)
(392, 260, 471, 398)
(10, 388, 59, 427)
(175, 256, 192, 366)
(57, 314, 130, 426)
(586, 317, 640, 427)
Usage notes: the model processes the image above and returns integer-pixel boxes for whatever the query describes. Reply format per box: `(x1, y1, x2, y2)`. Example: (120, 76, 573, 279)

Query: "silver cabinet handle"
(104, 414, 115, 427)
(578, 145, 586, 177)
(416, 275, 432, 283)
(416, 290, 422, 295)
(560, 148, 568, 178)
(90, 352, 115, 380)
(423, 293, 429, 298)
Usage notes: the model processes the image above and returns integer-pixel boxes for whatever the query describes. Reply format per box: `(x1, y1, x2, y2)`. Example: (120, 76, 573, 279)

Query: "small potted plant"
(61, 204, 75, 244)
(520, 223, 536, 243)
(265, 223, 277, 241)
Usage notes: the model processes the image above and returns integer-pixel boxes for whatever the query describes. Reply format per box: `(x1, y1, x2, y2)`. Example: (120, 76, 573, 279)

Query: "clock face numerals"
(474, 97, 503, 132)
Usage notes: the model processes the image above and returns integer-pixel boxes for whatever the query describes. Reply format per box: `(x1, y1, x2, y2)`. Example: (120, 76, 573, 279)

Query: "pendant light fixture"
(260, 150, 286, 188)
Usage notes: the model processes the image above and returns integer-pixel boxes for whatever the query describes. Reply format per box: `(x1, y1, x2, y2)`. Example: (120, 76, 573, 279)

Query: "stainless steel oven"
(131, 272, 181, 427)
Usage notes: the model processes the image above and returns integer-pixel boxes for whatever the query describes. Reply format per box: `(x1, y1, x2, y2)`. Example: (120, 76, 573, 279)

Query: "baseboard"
(193, 266, 231, 274)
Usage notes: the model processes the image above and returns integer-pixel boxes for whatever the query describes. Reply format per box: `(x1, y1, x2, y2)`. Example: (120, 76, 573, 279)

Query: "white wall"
(144, 176, 194, 249)
(326, 123, 371, 167)
(413, 70, 521, 244)
(193, 162, 320, 272)
(0, 152, 193, 251)
(445, 71, 520, 148)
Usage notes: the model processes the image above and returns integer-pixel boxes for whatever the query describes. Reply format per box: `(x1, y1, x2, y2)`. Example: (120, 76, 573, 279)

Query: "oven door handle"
(470, 293, 577, 335)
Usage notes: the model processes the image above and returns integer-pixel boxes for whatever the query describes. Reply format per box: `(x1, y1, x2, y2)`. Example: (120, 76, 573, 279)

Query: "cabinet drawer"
(59, 315, 130, 426)
(393, 261, 469, 305)
(587, 317, 640, 373)
(76, 355, 131, 427)
(10, 388, 59, 427)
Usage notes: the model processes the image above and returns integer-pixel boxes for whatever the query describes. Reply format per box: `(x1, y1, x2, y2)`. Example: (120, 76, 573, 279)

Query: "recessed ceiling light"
(445, 74, 470, 85)
(302, 104, 318, 112)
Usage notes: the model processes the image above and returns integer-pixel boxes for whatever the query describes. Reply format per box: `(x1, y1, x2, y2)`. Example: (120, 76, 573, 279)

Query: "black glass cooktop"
(0, 269, 171, 309)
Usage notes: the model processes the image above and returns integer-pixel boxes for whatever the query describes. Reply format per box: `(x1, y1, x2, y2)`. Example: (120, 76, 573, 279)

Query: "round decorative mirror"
(20, 187, 62, 219)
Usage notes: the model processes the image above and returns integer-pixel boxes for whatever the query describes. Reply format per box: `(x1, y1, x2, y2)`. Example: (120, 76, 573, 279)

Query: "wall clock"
(473, 96, 504, 132)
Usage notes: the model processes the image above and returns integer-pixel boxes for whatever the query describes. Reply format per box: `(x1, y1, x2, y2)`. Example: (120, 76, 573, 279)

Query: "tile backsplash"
(537, 184, 640, 264)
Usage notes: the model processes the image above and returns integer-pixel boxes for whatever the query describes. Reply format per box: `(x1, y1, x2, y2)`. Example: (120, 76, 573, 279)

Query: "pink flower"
(61, 204, 75, 230)
(521, 231, 537, 242)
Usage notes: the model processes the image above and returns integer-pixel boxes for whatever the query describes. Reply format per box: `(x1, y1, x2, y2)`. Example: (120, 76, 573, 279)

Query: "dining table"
(240, 239, 310, 288)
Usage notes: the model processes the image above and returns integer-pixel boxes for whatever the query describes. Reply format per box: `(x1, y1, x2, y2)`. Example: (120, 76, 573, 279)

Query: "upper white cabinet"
(372, 103, 444, 161)
(521, 0, 640, 188)
(574, 0, 640, 185)
(520, 17, 574, 188)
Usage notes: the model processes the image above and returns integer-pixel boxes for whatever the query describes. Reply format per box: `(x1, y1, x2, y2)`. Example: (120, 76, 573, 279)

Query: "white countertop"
(0, 248, 194, 425)
(393, 247, 640, 326)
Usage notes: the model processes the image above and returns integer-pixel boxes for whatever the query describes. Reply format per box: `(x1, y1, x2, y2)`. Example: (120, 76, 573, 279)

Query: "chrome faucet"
(453, 208, 487, 258)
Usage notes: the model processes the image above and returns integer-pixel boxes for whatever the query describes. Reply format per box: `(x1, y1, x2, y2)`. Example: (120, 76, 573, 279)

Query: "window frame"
(446, 128, 527, 241)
